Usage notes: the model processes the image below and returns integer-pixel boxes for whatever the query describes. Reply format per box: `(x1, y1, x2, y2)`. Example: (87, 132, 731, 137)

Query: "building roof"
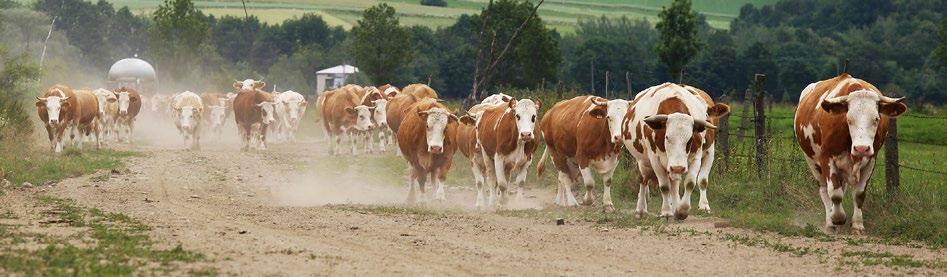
(107, 58, 156, 82)
(316, 64, 358, 75)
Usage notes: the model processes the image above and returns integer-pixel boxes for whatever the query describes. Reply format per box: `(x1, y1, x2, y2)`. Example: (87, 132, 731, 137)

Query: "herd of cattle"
(34, 73, 907, 234)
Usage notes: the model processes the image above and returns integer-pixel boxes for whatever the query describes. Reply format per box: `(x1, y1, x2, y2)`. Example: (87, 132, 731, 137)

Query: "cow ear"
(448, 114, 459, 123)
(880, 101, 907, 117)
(459, 115, 476, 125)
(643, 115, 668, 130)
(821, 96, 848, 114)
(588, 106, 606, 119)
(534, 99, 542, 110)
(232, 81, 241, 90)
(345, 107, 356, 115)
(107, 98, 117, 103)
(35, 97, 45, 106)
(508, 99, 517, 109)
(693, 119, 717, 133)
(255, 81, 266, 89)
(417, 110, 429, 118)
(707, 103, 730, 118)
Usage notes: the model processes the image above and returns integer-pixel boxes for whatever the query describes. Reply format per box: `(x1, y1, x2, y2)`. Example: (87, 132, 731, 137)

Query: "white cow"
(274, 90, 307, 142)
(91, 88, 118, 142)
(170, 91, 204, 150)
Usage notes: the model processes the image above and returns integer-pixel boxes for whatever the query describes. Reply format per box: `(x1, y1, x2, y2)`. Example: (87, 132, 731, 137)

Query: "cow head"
(256, 101, 277, 124)
(36, 95, 70, 125)
(176, 106, 199, 130)
(589, 97, 631, 143)
(417, 107, 459, 154)
(113, 88, 137, 116)
(283, 99, 306, 122)
(508, 99, 541, 141)
(92, 89, 116, 116)
(233, 79, 266, 92)
(821, 90, 907, 157)
(644, 113, 716, 178)
(150, 94, 167, 112)
(370, 99, 388, 128)
(383, 86, 400, 99)
(346, 105, 375, 131)
(482, 93, 513, 105)
(208, 105, 226, 127)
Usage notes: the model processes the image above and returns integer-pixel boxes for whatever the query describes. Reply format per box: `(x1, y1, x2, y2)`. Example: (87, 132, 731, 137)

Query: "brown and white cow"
(386, 84, 439, 155)
(359, 86, 390, 152)
(171, 91, 204, 150)
(377, 84, 400, 99)
(623, 83, 729, 219)
(273, 90, 307, 142)
(536, 96, 629, 211)
(678, 85, 729, 214)
(477, 98, 542, 207)
(200, 92, 229, 138)
(397, 98, 459, 203)
(233, 79, 277, 151)
(71, 89, 102, 149)
(401, 83, 438, 99)
(321, 87, 374, 155)
(36, 85, 76, 153)
(92, 88, 118, 142)
(793, 74, 906, 234)
(112, 87, 141, 143)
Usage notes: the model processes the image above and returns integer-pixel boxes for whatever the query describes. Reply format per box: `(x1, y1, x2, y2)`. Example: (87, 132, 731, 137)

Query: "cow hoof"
(634, 210, 647, 219)
(831, 214, 847, 226)
(674, 211, 689, 221)
(603, 205, 616, 213)
(698, 206, 712, 214)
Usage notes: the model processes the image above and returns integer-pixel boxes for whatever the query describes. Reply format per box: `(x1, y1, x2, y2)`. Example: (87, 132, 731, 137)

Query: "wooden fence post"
(557, 81, 563, 99)
(739, 88, 752, 138)
(885, 118, 900, 197)
(717, 113, 730, 170)
(590, 60, 595, 95)
(753, 74, 767, 178)
(625, 71, 632, 99)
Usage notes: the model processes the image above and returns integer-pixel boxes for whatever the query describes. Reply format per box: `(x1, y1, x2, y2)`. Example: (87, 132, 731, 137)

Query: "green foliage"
(352, 3, 412, 84)
(149, 0, 210, 82)
(656, 0, 702, 83)
(420, 0, 448, 7)
(0, 48, 39, 139)
(471, 0, 561, 90)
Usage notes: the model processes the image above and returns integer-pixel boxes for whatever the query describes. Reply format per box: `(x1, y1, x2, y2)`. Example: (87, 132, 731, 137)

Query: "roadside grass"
(0, 135, 137, 186)
(330, 204, 447, 217)
(841, 250, 947, 269)
(0, 196, 212, 275)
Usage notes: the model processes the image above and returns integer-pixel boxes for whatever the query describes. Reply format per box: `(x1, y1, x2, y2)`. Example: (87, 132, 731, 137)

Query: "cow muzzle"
(669, 166, 687, 174)
(49, 119, 59, 125)
(428, 145, 443, 154)
(119, 110, 128, 116)
(611, 135, 623, 143)
(520, 132, 534, 141)
(852, 145, 873, 156)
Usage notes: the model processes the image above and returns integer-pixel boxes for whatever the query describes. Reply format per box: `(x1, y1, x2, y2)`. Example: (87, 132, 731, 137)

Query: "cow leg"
(851, 158, 874, 235)
(649, 158, 675, 218)
(697, 147, 715, 213)
(557, 171, 579, 207)
(45, 125, 55, 151)
(601, 162, 618, 213)
(492, 154, 511, 206)
(127, 120, 135, 143)
(259, 124, 268, 150)
(241, 125, 251, 152)
(827, 162, 847, 227)
(406, 167, 420, 204)
(578, 167, 596, 206)
(193, 126, 202, 150)
(473, 160, 487, 209)
(677, 154, 703, 220)
(377, 130, 386, 152)
(431, 169, 446, 201)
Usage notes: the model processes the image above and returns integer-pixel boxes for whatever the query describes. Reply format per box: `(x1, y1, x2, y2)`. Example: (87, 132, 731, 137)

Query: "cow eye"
(516, 115, 521, 120)
(531, 115, 536, 122)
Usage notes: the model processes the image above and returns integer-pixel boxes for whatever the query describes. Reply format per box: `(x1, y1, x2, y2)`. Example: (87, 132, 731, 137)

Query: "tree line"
(5, 0, 946, 105)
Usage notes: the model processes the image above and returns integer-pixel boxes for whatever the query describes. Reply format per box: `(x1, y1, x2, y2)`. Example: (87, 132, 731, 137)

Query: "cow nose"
(612, 135, 622, 143)
(49, 119, 59, 124)
(853, 145, 872, 155)
(520, 132, 534, 141)
(669, 166, 687, 174)
(429, 146, 443, 153)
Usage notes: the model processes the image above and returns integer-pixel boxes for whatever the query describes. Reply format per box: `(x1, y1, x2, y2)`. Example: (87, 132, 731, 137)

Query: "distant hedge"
(420, 0, 447, 7)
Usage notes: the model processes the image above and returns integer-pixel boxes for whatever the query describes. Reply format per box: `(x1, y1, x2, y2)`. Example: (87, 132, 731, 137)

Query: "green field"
(99, 0, 778, 32)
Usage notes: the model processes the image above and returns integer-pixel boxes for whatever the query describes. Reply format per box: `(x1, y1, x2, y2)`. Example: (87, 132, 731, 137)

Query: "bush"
(420, 0, 447, 7)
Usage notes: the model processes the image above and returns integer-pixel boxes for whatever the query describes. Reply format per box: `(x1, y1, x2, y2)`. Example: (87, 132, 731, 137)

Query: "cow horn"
(823, 95, 848, 104)
(36, 96, 47, 101)
(694, 119, 718, 130)
(879, 95, 905, 103)
(591, 97, 607, 106)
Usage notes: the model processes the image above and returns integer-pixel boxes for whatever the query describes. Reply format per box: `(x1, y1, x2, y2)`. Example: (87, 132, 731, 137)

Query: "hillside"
(102, 0, 778, 32)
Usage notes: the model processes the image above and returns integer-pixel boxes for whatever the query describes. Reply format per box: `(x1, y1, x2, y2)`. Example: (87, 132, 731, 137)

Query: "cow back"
(401, 84, 438, 100)
(73, 89, 99, 125)
(539, 96, 598, 159)
(321, 88, 360, 134)
(233, 90, 273, 126)
(385, 93, 420, 134)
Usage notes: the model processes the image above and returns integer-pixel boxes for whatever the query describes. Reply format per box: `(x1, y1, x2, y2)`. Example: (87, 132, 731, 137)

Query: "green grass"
(95, 0, 779, 32)
(842, 250, 947, 269)
(0, 196, 211, 275)
(0, 136, 136, 186)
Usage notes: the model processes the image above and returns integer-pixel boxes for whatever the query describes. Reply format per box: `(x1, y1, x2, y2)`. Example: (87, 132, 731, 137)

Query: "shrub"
(420, 0, 447, 7)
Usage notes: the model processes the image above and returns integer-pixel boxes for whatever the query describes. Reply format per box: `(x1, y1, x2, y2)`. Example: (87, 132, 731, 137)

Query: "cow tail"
(536, 145, 550, 176)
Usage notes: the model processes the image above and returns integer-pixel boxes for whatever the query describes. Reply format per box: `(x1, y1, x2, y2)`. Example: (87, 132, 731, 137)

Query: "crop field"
(95, 0, 779, 31)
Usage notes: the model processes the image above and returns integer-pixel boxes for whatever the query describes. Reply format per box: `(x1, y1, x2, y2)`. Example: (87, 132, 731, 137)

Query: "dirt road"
(6, 122, 944, 275)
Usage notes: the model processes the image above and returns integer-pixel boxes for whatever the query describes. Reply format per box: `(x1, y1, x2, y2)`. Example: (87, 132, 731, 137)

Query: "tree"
(150, 0, 210, 81)
(655, 0, 702, 83)
(352, 3, 412, 84)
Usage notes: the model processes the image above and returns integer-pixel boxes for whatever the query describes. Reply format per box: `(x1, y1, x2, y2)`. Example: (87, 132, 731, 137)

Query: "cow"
(476, 98, 542, 207)
(200, 92, 229, 138)
(623, 83, 729, 220)
(793, 74, 906, 234)
(536, 96, 629, 211)
(112, 87, 142, 143)
(150, 93, 170, 118)
(456, 95, 513, 208)
(92, 88, 118, 142)
(71, 89, 102, 149)
(36, 85, 76, 153)
(386, 84, 438, 155)
(377, 84, 400, 99)
(358, 86, 390, 152)
(273, 90, 307, 142)
(171, 91, 204, 150)
(481, 93, 512, 105)
(320, 87, 374, 155)
(232, 79, 277, 151)
(397, 98, 459, 203)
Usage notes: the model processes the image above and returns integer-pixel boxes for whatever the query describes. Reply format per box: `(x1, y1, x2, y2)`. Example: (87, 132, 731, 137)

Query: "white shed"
(315, 64, 358, 94)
